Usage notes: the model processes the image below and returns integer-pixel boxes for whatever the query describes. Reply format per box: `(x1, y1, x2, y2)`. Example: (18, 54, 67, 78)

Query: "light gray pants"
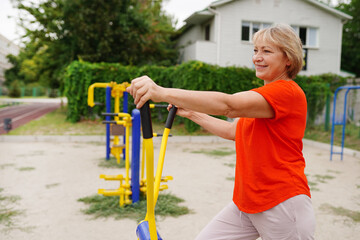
(195, 195, 315, 240)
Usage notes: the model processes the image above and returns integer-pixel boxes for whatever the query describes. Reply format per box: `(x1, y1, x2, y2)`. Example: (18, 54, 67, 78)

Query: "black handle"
(165, 105, 178, 129)
(152, 104, 168, 108)
(101, 112, 119, 116)
(140, 101, 153, 139)
(102, 120, 117, 124)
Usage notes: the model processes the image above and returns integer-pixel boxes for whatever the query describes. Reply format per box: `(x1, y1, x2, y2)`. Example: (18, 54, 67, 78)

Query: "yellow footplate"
(99, 174, 124, 181)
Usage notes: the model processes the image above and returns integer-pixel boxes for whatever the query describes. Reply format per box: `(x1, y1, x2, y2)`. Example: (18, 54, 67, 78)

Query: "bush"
(9, 80, 21, 98)
(64, 61, 347, 132)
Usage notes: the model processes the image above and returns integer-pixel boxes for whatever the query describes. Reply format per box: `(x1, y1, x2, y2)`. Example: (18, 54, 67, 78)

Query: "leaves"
(336, 0, 360, 77)
(64, 61, 346, 131)
(6, 0, 178, 90)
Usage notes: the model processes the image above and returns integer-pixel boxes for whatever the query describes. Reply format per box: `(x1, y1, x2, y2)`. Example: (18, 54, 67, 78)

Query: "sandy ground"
(0, 137, 359, 240)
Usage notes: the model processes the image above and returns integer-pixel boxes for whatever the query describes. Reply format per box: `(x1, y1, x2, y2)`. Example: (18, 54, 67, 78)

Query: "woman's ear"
(286, 58, 291, 67)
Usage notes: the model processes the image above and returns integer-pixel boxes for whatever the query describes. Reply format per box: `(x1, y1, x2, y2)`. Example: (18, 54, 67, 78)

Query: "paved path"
(0, 138, 359, 240)
(0, 101, 61, 135)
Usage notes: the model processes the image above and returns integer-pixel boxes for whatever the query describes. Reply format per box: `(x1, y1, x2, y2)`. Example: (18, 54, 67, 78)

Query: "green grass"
(7, 104, 360, 152)
(190, 148, 236, 157)
(9, 106, 105, 135)
(8, 106, 210, 136)
(0, 188, 23, 228)
(78, 193, 190, 222)
(313, 174, 335, 183)
(17, 167, 35, 171)
(320, 203, 360, 222)
(306, 173, 336, 192)
(0, 164, 15, 170)
(45, 183, 60, 189)
(304, 124, 360, 151)
(98, 157, 125, 168)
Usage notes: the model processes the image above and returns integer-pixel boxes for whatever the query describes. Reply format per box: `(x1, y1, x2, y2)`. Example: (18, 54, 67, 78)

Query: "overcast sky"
(0, 0, 214, 45)
(1, 0, 342, 45)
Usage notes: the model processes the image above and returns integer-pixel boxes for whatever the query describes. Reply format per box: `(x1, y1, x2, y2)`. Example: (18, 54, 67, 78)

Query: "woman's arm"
(175, 106, 238, 140)
(127, 76, 274, 119)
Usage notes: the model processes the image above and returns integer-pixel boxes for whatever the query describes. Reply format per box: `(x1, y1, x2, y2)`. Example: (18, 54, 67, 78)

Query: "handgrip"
(165, 105, 178, 129)
(140, 101, 153, 139)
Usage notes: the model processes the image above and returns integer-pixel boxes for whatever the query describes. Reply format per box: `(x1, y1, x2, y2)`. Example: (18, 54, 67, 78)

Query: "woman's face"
(252, 38, 291, 83)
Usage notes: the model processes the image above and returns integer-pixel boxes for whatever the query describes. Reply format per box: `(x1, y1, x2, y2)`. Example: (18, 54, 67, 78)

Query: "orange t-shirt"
(233, 80, 311, 214)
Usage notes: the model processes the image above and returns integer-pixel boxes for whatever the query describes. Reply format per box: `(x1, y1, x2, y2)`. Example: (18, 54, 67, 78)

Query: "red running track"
(0, 103, 60, 135)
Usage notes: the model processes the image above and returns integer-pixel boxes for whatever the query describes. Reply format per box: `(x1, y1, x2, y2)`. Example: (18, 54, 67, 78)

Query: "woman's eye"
(253, 49, 258, 53)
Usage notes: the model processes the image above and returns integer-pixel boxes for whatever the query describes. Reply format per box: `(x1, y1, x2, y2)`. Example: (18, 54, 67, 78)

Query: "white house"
(0, 33, 20, 86)
(177, 0, 352, 76)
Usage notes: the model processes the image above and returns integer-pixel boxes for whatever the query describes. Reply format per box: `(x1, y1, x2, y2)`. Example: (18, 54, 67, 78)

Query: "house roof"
(185, 9, 215, 25)
(184, 0, 352, 25)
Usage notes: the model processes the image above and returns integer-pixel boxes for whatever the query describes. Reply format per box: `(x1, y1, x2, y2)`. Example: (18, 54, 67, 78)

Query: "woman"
(126, 24, 315, 240)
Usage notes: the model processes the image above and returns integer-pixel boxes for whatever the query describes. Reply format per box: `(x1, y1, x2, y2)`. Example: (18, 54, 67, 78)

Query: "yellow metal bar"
(87, 82, 112, 107)
(143, 138, 158, 240)
(153, 128, 171, 206)
(99, 174, 124, 181)
(116, 112, 131, 118)
(113, 94, 120, 153)
(113, 120, 126, 126)
(141, 140, 145, 185)
(124, 123, 131, 204)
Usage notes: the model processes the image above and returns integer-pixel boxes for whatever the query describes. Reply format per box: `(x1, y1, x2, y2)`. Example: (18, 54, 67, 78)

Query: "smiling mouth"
(255, 65, 268, 69)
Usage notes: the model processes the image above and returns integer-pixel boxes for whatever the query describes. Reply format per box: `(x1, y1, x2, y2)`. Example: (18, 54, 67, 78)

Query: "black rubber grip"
(153, 104, 168, 108)
(165, 105, 178, 129)
(102, 120, 117, 124)
(101, 112, 119, 116)
(140, 102, 153, 139)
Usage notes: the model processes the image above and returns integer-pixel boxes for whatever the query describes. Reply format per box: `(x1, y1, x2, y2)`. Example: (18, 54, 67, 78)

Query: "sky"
(0, 0, 215, 45)
(0, 0, 344, 45)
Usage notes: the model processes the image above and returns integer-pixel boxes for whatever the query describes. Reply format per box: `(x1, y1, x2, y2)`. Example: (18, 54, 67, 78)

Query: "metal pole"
(106, 86, 112, 160)
(330, 88, 339, 161)
(123, 92, 128, 160)
(131, 109, 141, 203)
(340, 89, 351, 160)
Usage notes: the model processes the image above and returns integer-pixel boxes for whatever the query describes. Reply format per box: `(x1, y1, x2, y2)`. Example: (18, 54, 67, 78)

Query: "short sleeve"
(251, 80, 296, 120)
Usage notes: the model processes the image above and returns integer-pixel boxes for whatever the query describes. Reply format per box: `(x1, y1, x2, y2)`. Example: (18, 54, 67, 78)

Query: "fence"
(0, 86, 60, 98)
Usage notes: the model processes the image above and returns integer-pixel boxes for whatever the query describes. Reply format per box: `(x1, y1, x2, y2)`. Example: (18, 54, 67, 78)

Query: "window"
(299, 27, 307, 45)
(205, 24, 210, 41)
(292, 26, 318, 48)
(252, 23, 260, 35)
(241, 22, 250, 41)
(241, 21, 272, 42)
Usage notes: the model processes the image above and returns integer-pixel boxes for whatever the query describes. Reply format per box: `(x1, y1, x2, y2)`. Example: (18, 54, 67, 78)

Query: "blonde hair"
(253, 24, 303, 79)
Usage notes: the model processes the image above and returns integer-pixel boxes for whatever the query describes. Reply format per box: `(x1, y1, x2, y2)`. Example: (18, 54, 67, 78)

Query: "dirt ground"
(0, 137, 359, 240)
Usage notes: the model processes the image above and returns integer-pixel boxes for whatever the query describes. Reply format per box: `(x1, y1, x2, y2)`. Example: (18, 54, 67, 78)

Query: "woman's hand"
(126, 75, 164, 108)
(167, 104, 193, 119)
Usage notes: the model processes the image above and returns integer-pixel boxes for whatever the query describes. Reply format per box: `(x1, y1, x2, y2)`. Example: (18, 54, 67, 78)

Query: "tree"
(336, 0, 360, 77)
(7, 0, 177, 89)
(4, 54, 24, 87)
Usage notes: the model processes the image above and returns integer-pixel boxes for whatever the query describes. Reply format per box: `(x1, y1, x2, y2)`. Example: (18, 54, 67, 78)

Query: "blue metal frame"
(105, 86, 112, 160)
(122, 92, 128, 160)
(330, 85, 360, 160)
(131, 109, 141, 203)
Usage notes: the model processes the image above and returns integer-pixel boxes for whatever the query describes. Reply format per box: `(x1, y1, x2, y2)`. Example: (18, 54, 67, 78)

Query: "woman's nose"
(254, 54, 263, 62)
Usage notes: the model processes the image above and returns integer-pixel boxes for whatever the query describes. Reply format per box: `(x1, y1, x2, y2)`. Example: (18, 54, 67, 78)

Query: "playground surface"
(0, 136, 359, 240)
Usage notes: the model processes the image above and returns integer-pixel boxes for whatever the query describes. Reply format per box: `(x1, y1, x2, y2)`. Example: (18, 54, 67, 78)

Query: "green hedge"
(64, 60, 346, 131)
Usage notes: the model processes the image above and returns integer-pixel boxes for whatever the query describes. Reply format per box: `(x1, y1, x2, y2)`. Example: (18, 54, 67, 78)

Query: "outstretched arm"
(126, 75, 274, 119)
(175, 106, 238, 141)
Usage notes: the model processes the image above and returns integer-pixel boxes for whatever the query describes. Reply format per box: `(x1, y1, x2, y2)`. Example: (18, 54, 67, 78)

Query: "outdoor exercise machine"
(98, 109, 139, 206)
(88, 81, 131, 163)
(330, 85, 360, 160)
(87, 82, 173, 207)
(136, 102, 177, 240)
